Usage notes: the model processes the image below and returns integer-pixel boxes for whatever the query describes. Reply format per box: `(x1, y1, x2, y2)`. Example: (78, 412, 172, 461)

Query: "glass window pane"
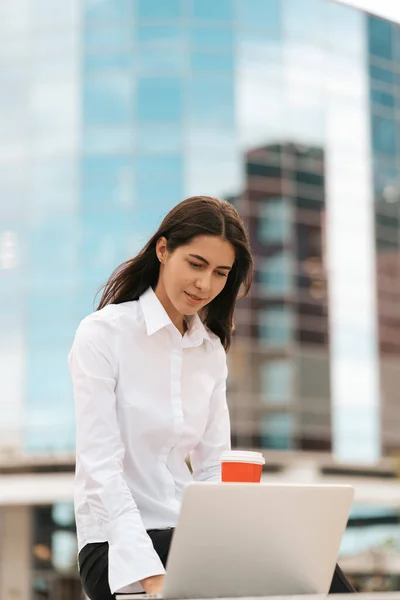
(137, 77, 182, 122)
(261, 413, 295, 449)
(137, 154, 182, 179)
(84, 51, 133, 71)
(190, 25, 234, 50)
(137, 26, 186, 72)
(236, 0, 280, 30)
(137, 0, 183, 19)
(186, 125, 236, 152)
(191, 52, 234, 73)
(284, 81, 325, 145)
(137, 124, 182, 154)
(83, 69, 133, 125)
(80, 212, 130, 279)
(393, 27, 400, 62)
(260, 359, 293, 404)
(283, 0, 325, 44)
(370, 89, 395, 109)
(32, 159, 78, 214)
(258, 306, 293, 347)
(82, 156, 135, 210)
(0, 36, 28, 63)
(185, 149, 242, 199)
(368, 16, 393, 60)
(369, 64, 394, 85)
(372, 115, 396, 156)
(191, 0, 233, 21)
(137, 25, 184, 43)
(0, 2, 29, 38)
(135, 155, 183, 226)
(84, 23, 133, 54)
(138, 45, 185, 72)
(30, 0, 78, 29)
(83, 126, 134, 156)
(187, 78, 234, 126)
(258, 253, 293, 294)
(324, 2, 364, 58)
(258, 198, 292, 244)
(83, 0, 133, 23)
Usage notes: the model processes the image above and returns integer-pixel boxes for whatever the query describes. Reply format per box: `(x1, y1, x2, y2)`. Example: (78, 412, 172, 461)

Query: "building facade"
(1, 0, 400, 598)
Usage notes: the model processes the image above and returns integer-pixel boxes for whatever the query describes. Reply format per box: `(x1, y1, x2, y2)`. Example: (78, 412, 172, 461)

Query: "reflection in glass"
(191, 52, 234, 73)
(30, 0, 78, 29)
(83, 126, 134, 156)
(32, 159, 78, 214)
(236, 0, 280, 30)
(236, 35, 283, 148)
(137, 0, 183, 20)
(84, 23, 133, 54)
(284, 79, 325, 145)
(137, 25, 186, 72)
(137, 77, 182, 122)
(185, 150, 242, 200)
(137, 124, 182, 154)
(83, 0, 132, 23)
(83, 69, 133, 125)
(191, 0, 233, 22)
(186, 77, 234, 126)
(282, 0, 325, 44)
(190, 25, 234, 50)
(82, 156, 135, 209)
(325, 1, 364, 58)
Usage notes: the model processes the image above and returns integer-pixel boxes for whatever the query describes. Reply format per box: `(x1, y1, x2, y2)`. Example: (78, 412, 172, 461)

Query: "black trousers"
(79, 529, 173, 600)
(78, 528, 356, 600)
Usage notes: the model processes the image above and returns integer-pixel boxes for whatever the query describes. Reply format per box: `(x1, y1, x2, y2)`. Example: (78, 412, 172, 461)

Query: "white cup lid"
(220, 450, 265, 465)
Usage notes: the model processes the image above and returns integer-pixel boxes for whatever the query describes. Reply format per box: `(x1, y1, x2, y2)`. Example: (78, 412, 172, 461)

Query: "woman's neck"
(154, 283, 186, 335)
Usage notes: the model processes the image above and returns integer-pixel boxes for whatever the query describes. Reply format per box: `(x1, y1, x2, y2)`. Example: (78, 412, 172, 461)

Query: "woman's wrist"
(140, 574, 165, 594)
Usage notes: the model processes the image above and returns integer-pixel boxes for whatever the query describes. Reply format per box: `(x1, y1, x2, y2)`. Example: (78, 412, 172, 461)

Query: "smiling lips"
(185, 291, 206, 304)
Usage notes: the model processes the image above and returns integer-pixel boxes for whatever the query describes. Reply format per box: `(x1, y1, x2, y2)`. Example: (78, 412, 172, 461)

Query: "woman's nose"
(195, 273, 212, 293)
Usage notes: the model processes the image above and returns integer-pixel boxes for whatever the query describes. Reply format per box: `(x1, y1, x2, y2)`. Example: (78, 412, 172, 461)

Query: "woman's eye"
(217, 271, 228, 278)
(190, 262, 201, 268)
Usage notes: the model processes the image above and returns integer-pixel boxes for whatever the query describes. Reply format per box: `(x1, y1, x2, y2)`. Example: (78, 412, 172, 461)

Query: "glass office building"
(1, 0, 399, 460)
(2, 0, 399, 461)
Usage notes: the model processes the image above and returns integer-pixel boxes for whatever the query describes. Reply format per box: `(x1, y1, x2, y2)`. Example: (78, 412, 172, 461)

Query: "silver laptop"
(116, 481, 354, 599)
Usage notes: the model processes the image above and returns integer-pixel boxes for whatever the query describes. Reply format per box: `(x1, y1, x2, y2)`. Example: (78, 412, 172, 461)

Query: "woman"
(69, 196, 251, 599)
(69, 196, 355, 599)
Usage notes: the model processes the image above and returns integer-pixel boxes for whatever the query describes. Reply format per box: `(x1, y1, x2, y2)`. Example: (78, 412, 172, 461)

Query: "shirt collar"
(139, 287, 213, 347)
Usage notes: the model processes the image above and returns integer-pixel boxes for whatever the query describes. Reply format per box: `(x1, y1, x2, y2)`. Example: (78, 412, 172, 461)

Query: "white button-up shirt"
(68, 286, 230, 594)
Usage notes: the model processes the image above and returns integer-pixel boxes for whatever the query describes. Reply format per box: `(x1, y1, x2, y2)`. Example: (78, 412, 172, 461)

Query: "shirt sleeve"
(189, 345, 231, 482)
(69, 317, 165, 594)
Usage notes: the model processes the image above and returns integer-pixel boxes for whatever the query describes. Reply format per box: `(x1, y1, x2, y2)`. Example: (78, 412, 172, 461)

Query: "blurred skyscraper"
(1, 0, 400, 597)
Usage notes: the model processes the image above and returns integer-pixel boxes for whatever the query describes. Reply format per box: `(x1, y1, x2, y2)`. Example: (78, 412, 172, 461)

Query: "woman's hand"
(140, 574, 165, 594)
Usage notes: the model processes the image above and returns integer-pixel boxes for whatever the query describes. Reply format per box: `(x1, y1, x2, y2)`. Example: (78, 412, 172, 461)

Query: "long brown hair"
(96, 196, 253, 351)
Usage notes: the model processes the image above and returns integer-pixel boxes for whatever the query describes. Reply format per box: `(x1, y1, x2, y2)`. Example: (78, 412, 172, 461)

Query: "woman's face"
(155, 235, 235, 319)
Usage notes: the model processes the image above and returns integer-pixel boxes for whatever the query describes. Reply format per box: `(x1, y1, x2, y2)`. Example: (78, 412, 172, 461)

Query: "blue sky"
(338, 0, 400, 23)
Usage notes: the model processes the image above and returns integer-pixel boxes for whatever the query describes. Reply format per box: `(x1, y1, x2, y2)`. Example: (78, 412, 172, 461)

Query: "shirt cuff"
(107, 514, 166, 594)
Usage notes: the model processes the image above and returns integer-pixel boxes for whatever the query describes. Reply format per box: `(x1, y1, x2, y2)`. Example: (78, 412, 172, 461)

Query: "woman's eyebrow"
(188, 254, 232, 270)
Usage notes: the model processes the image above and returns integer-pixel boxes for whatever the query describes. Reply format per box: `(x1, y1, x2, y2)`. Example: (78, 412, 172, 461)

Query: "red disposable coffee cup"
(220, 450, 265, 483)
